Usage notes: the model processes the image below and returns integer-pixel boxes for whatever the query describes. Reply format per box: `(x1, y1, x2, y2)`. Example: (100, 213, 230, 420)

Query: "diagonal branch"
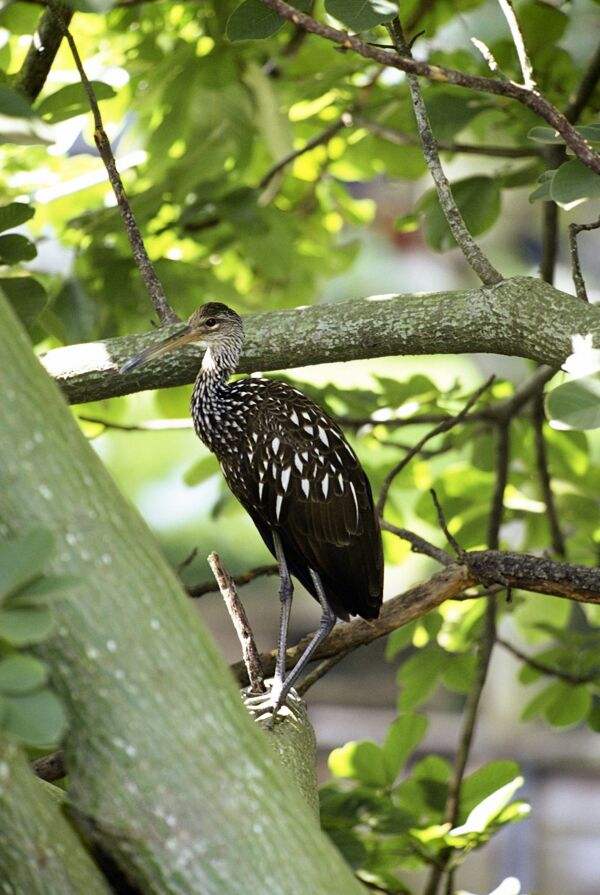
(258, 0, 600, 174)
(47, 2, 178, 326)
(386, 18, 503, 286)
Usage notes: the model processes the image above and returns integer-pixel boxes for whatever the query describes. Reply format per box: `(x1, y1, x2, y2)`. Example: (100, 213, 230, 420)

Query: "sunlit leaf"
(450, 776, 524, 835)
(36, 81, 116, 124)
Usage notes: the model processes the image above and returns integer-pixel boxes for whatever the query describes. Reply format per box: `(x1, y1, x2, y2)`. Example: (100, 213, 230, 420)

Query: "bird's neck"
(191, 343, 241, 448)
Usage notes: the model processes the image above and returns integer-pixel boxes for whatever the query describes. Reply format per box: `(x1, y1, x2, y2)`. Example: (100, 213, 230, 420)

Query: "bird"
(121, 303, 384, 711)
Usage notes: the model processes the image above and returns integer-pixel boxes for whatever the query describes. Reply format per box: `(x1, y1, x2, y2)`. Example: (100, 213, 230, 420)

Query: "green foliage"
(0, 531, 72, 747)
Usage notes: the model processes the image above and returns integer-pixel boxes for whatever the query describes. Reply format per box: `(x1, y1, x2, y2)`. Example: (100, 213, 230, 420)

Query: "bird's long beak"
(120, 325, 198, 373)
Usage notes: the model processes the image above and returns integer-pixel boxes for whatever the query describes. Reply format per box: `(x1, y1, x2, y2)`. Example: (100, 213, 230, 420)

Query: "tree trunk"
(0, 740, 112, 894)
(0, 291, 364, 894)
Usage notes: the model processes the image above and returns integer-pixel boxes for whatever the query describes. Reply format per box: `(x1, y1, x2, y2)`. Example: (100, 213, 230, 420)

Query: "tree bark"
(42, 276, 597, 405)
(0, 292, 364, 893)
(0, 740, 112, 894)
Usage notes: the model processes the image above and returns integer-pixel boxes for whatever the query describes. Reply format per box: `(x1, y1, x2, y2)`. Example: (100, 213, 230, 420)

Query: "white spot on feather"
(301, 479, 310, 498)
(275, 495, 283, 520)
(271, 437, 280, 455)
(294, 455, 303, 472)
(321, 475, 329, 498)
(281, 467, 291, 491)
(318, 426, 329, 447)
(349, 482, 359, 525)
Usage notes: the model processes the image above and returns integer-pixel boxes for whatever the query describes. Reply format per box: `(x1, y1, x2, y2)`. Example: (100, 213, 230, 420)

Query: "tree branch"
(497, 636, 596, 685)
(47, 2, 178, 326)
(569, 216, 600, 303)
(387, 18, 503, 286)
(42, 277, 595, 405)
(532, 391, 566, 557)
(16, 4, 72, 101)
(257, 0, 600, 173)
(232, 550, 600, 684)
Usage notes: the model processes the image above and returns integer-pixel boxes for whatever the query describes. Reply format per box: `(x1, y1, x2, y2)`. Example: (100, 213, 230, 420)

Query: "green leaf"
(522, 680, 591, 728)
(227, 0, 309, 41)
(460, 761, 521, 819)
(544, 681, 591, 728)
(418, 176, 501, 251)
(11, 574, 80, 605)
(0, 530, 54, 604)
(227, 0, 285, 40)
(0, 84, 35, 118)
(0, 202, 34, 233)
(382, 715, 428, 782)
(2, 688, 66, 746)
(550, 160, 600, 206)
(0, 654, 48, 694)
(545, 376, 600, 431)
(325, 0, 398, 31)
(450, 776, 524, 836)
(0, 277, 47, 329)
(36, 81, 116, 123)
(528, 124, 600, 146)
(397, 645, 448, 710)
(328, 739, 389, 786)
(0, 233, 37, 264)
(0, 606, 55, 646)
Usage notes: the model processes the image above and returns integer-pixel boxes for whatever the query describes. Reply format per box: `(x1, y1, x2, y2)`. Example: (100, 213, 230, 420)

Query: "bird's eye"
(205, 318, 218, 328)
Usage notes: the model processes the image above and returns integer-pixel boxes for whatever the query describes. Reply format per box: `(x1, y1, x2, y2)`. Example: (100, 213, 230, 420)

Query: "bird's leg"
(270, 529, 294, 707)
(272, 567, 336, 712)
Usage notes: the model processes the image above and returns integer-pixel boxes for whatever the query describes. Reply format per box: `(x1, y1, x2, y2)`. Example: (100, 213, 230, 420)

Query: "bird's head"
(120, 302, 244, 373)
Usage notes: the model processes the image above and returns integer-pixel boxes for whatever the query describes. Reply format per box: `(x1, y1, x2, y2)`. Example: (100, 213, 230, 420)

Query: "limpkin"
(122, 303, 383, 710)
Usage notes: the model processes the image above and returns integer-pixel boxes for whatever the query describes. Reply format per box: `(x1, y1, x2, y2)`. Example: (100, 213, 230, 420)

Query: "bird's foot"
(242, 679, 302, 726)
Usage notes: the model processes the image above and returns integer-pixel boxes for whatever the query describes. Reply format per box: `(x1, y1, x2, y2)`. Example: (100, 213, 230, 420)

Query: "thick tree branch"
(258, 0, 600, 173)
(42, 276, 597, 405)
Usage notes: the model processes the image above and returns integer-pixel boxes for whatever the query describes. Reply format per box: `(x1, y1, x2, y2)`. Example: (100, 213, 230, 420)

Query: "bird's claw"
(242, 680, 302, 725)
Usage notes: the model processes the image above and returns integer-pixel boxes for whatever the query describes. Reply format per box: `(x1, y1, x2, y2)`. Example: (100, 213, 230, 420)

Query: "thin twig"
(496, 0, 535, 89)
(187, 563, 278, 599)
(176, 547, 198, 576)
(47, 2, 178, 326)
(430, 490, 463, 558)
(487, 423, 510, 551)
(564, 39, 600, 124)
(380, 520, 454, 566)
(259, 117, 349, 190)
(78, 415, 193, 432)
(532, 392, 566, 557)
(569, 216, 600, 303)
(377, 377, 495, 515)
(387, 18, 503, 286)
(207, 552, 266, 695)
(497, 636, 596, 685)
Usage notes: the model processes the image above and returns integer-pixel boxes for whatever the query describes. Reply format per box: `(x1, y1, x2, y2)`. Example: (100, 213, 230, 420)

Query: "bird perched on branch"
(121, 303, 383, 711)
